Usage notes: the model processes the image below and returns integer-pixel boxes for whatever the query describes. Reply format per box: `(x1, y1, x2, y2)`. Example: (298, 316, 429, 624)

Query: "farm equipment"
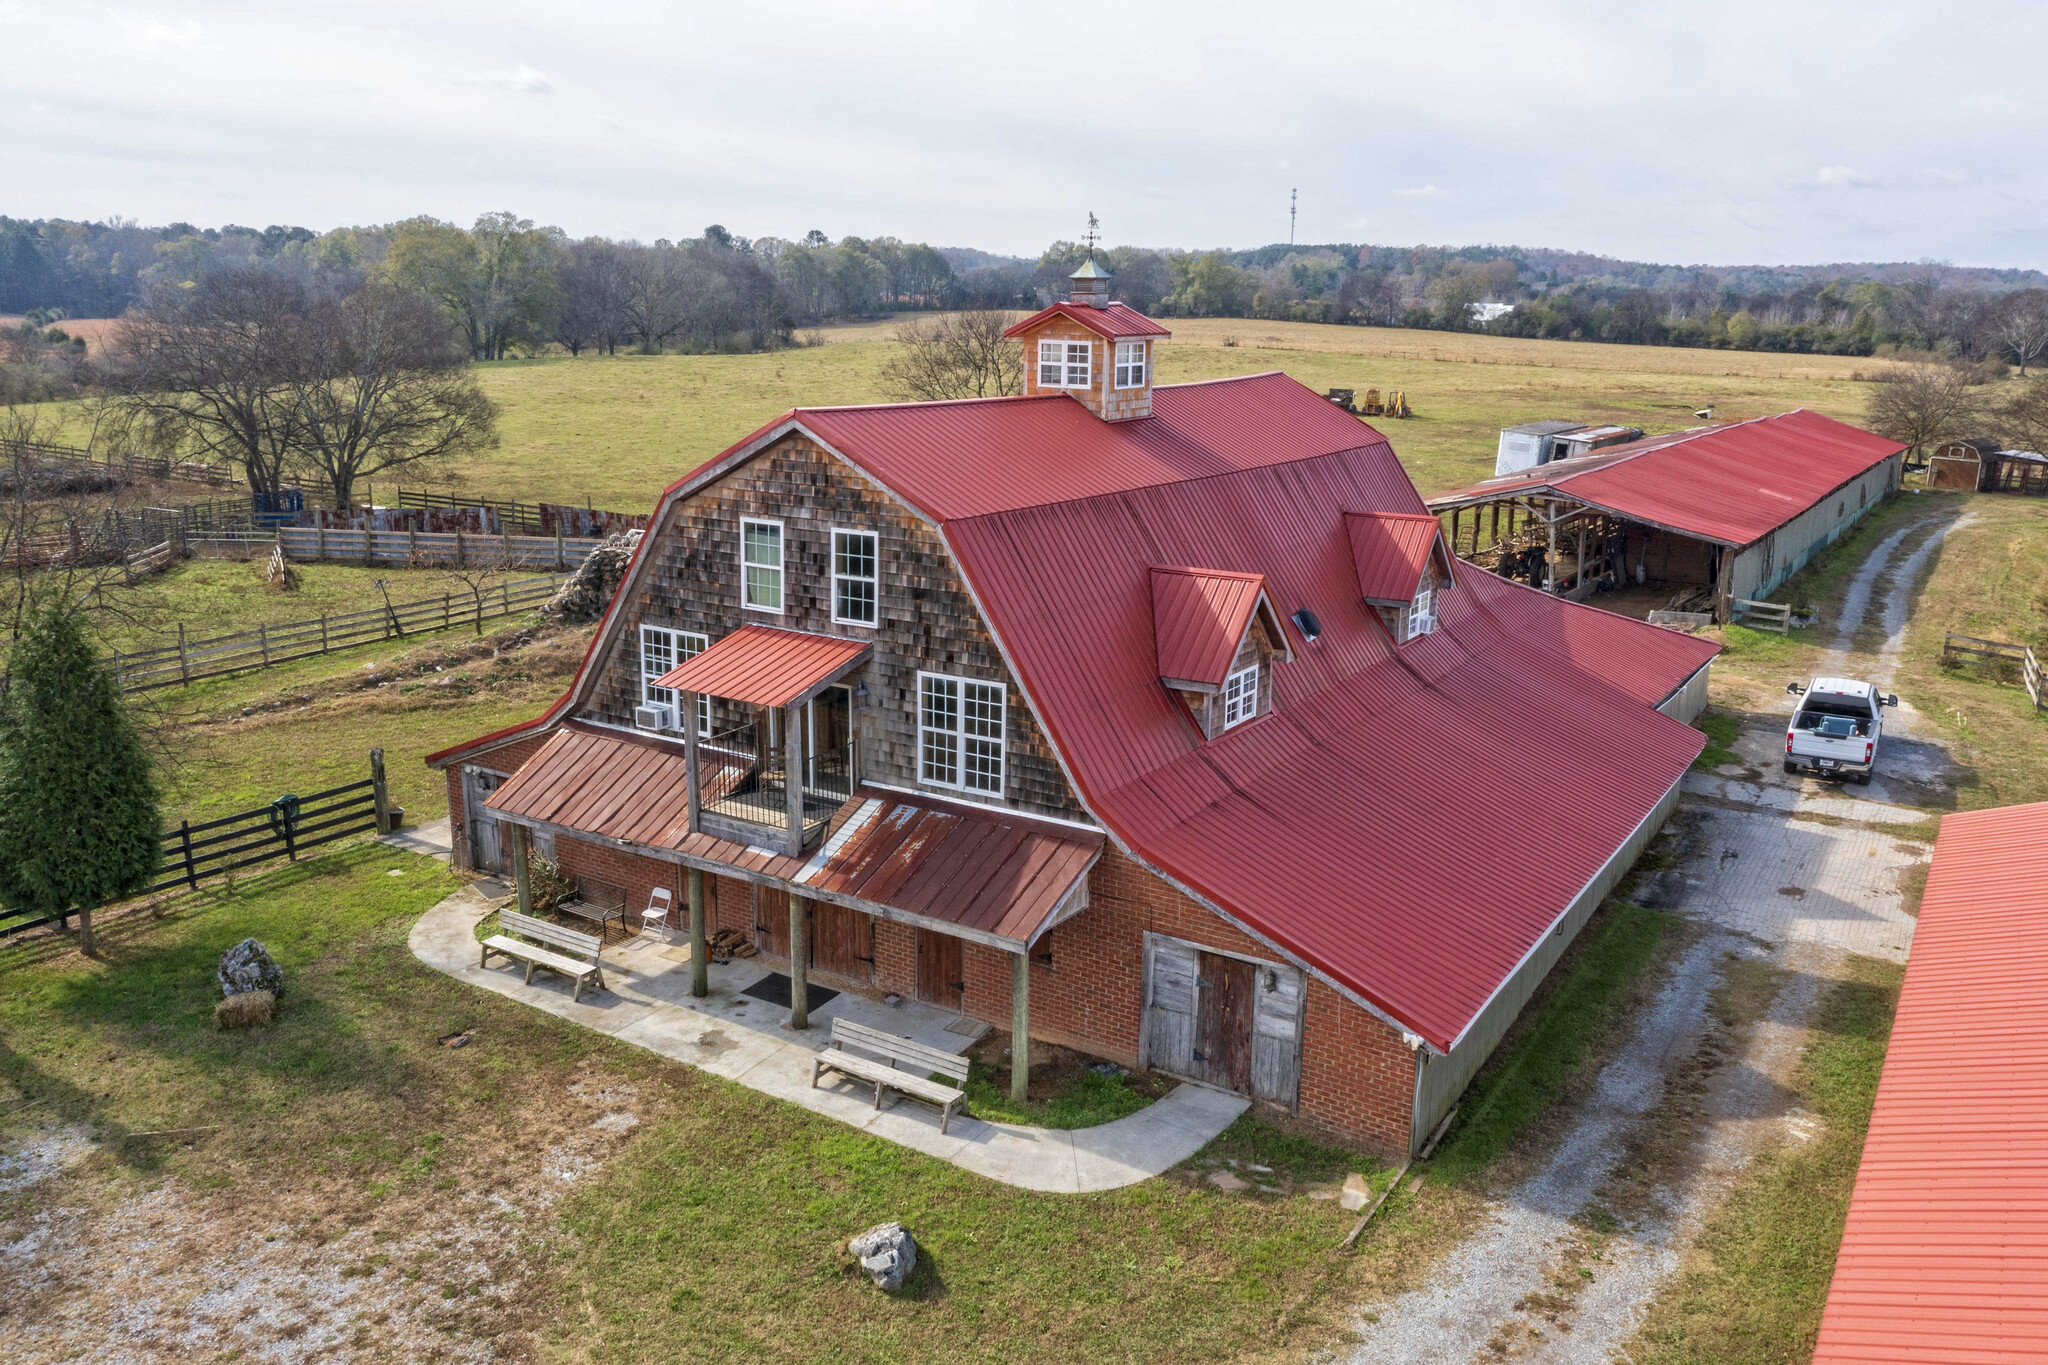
(1325, 387, 1411, 418)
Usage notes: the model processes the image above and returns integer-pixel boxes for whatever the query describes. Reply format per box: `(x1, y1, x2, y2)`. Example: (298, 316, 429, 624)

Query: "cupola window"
(1038, 339, 1092, 389)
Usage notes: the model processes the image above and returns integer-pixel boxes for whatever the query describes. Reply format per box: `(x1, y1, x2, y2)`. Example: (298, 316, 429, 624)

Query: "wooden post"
(784, 699, 805, 857)
(317, 523, 326, 559)
(408, 525, 418, 563)
(258, 623, 269, 665)
(688, 867, 707, 999)
(1545, 505, 1558, 594)
(1011, 950, 1030, 1104)
(364, 522, 373, 566)
(179, 820, 198, 890)
(370, 747, 391, 834)
(511, 823, 533, 918)
(178, 622, 189, 685)
(320, 612, 329, 654)
(683, 692, 702, 830)
(788, 893, 810, 1030)
(1576, 522, 1587, 593)
(456, 530, 466, 568)
(555, 525, 565, 571)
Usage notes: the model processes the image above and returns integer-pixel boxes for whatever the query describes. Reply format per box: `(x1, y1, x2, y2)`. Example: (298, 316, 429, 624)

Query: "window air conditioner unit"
(634, 703, 675, 732)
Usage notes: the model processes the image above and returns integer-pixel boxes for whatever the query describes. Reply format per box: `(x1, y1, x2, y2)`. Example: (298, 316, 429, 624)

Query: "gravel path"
(1338, 509, 1957, 1362)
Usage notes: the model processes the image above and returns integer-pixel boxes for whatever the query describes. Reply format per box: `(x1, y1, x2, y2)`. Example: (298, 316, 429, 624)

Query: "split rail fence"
(110, 574, 566, 692)
(1943, 632, 2046, 711)
(1, 751, 394, 940)
(276, 525, 602, 570)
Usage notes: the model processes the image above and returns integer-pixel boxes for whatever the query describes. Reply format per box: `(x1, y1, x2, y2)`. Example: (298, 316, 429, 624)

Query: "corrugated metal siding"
(1814, 799, 2048, 1363)
(1727, 455, 1901, 603)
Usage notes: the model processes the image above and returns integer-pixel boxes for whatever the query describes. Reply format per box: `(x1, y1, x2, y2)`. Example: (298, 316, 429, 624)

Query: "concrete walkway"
(409, 886, 1246, 1192)
(378, 816, 453, 863)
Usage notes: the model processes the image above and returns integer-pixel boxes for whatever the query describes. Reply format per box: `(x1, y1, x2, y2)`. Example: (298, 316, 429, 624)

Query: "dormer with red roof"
(1149, 566, 1292, 738)
(1345, 511, 1457, 644)
(1003, 259, 1171, 422)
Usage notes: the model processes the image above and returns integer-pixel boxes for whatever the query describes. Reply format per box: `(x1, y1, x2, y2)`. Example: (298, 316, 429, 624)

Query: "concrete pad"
(409, 890, 1239, 1191)
(378, 816, 453, 862)
(1681, 772, 1928, 826)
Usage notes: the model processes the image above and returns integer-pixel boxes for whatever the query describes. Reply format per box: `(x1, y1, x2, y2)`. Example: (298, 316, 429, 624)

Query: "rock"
(215, 988, 275, 1030)
(1339, 1172, 1371, 1212)
(848, 1221, 917, 1292)
(542, 530, 643, 623)
(218, 938, 284, 999)
(1207, 1170, 1249, 1192)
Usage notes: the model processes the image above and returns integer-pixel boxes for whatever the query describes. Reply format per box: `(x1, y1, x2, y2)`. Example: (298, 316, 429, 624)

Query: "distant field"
(0, 314, 120, 354)
(24, 318, 1891, 510)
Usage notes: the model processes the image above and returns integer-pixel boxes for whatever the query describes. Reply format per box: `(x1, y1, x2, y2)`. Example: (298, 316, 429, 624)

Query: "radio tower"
(1290, 188, 1297, 245)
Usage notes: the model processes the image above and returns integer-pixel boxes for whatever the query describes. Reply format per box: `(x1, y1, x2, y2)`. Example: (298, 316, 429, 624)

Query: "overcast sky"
(3, 0, 2043, 269)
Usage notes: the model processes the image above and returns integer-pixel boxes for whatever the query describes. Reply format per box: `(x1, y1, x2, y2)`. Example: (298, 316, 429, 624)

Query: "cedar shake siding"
(579, 432, 1086, 823)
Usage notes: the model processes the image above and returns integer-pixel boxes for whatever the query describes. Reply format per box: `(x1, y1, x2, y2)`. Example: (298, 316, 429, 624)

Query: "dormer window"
(1403, 586, 1436, 639)
(1039, 339, 1092, 389)
(1115, 341, 1148, 389)
(1221, 665, 1259, 729)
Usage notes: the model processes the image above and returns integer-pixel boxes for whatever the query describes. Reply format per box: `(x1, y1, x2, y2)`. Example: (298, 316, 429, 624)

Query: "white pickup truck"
(1784, 677, 1900, 784)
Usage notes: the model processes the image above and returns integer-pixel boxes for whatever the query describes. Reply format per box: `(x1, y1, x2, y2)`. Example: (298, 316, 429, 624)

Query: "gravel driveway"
(1338, 506, 1960, 1362)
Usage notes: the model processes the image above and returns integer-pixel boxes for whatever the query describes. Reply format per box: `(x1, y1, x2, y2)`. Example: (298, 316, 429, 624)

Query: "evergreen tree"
(0, 599, 160, 954)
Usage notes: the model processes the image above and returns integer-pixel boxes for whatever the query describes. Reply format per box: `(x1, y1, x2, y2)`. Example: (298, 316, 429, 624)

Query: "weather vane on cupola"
(1082, 211, 1101, 262)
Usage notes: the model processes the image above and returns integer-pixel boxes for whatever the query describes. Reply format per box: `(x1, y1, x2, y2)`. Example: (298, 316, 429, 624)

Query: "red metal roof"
(486, 722, 1101, 947)
(1002, 300, 1171, 341)
(1426, 410, 1904, 548)
(797, 372, 1388, 521)
(1345, 511, 1446, 606)
(1150, 567, 1270, 687)
(1813, 800, 2048, 1365)
(654, 624, 869, 708)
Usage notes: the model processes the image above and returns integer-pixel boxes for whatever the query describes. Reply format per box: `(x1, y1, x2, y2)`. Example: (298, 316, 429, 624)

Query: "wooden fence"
(276, 524, 601, 570)
(394, 486, 647, 537)
(110, 574, 566, 692)
(1, 436, 238, 489)
(1731, 598, 1793, 634)
(1, 752, 393, 940)
(1944, 632, 2046, 711)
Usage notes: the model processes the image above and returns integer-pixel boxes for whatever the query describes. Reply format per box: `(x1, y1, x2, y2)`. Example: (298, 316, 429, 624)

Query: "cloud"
(128, 18, 201, 51)
(467, 64, 554, 95)
(1816, 165, 1879, 188)
(1918, 167, 1970, 185)
(1392, 184, 1443, 198)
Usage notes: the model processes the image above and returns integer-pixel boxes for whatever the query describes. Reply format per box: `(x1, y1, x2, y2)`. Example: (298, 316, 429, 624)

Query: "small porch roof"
(653, 624, 870, 708)
(484, 722, 1104, 949)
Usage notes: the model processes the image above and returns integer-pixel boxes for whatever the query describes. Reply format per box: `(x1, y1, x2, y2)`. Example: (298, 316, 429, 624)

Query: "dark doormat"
(740, 972, 840, 1011)
(473, 878, 511, 900)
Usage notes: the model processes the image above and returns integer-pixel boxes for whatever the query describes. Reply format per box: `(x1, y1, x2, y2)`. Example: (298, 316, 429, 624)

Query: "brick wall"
(442, 733, 549, 871)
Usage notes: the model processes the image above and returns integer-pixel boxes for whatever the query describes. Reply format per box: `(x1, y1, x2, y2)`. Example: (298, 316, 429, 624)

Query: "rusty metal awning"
(484, 723, 1102, 949)
(654, 625, 870, 708)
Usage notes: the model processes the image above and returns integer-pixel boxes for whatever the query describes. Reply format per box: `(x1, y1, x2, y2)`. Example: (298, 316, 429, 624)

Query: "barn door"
(1196, 953, 1255, 1092)
(812, 902, 873, 982)
(465, 768, 506, 874)
(1250, 962, 1304, 1106)
(755, 885, 790, 960)
(1143, 936, 1199, 1075)
(916, 930, 963, 1010)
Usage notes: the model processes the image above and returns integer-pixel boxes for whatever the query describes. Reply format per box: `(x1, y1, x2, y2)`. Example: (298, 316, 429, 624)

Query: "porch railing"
(699, 720, 852, 846)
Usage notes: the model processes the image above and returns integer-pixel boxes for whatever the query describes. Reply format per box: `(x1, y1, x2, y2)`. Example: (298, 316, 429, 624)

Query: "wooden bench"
(556, 876, 627, 938)
(810, 1017, 971, 1133)
(480, 909, 606, 1001)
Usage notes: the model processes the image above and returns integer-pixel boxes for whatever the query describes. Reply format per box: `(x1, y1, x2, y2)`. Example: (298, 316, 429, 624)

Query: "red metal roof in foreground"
(1812, 800, 2048, 1365)
(1002, 300, 1171, 341)
(487, 723, 1102, 947)
(1345, 511, 1446, 606)
(1150, 567, 1270, 687)
(654, 624, 869, 708)
(1426, 409, 1904, 548)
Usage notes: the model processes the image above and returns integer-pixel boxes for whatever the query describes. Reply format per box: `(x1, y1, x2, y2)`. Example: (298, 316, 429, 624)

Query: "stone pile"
(542, 530, 642, 623)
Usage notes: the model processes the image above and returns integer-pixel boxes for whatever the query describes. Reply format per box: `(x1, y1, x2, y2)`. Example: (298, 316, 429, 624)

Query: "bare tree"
(1866, 359, 1985, 462)
(111, 269, 310, 496)
(553, 238, 633, 356)
(280, 284, 499, 508)
(879, 312, 1025, 401)
(1993, 375, 2048, 455)
(1990, 290, 2048, 376)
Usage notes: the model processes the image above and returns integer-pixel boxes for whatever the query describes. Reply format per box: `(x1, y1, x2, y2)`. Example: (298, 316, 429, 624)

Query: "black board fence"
(1, 750, 395, 940)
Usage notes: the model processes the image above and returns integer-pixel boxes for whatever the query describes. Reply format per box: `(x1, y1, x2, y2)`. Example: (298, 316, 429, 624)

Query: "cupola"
(1003, 260, 1172, 422)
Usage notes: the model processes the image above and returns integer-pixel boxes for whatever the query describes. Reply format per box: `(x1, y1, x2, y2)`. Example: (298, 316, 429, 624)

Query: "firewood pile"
(707, 929, 757, 964)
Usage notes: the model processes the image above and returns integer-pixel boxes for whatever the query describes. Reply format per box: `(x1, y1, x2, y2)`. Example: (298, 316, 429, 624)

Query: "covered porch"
(481, 719, 1103, 1103)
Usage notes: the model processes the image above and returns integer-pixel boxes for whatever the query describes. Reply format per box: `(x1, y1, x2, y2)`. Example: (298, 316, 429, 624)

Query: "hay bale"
(215, 988, 275, 1029)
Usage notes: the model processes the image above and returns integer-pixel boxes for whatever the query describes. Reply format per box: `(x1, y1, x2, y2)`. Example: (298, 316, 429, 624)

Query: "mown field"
(26, 319, 1888, 511)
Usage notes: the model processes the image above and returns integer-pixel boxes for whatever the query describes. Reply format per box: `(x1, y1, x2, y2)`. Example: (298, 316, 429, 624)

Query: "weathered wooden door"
(917, 930, 963, 1010)
(465, 768, 506, 874)
(1143, 936, 1199, 1075)
(812, 902, 873, 981)
(1249, 962, 1304, 1106)
(755, 885, 790, 960)
(1196, 952, 1255, 1093)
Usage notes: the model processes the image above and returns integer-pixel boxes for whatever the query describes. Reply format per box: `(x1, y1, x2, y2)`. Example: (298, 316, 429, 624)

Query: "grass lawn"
(1706, 490, 2048, 810)
(1626, 954, 1902, 1363)
(27, 320, 1897, 514)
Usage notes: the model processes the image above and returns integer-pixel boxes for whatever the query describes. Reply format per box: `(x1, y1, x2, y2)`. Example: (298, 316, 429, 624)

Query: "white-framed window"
(1037, 338, 1092, 389)
(1403, 586, 1436, 640)
(919, 672, 1005, 794)
(1221, 665, 1259, 730)
(832, 528, 878, 626)
(1115, 340, 1148, 389)
(641, 626, 710, 734)
(740, 518, 783, 614)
